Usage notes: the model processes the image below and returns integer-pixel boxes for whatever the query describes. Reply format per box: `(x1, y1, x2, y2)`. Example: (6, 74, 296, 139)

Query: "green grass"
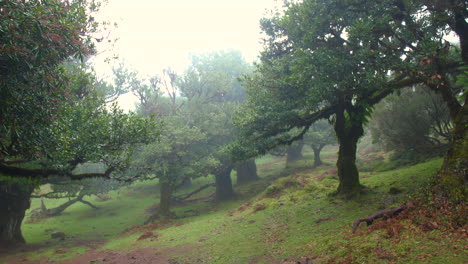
(2, 154, 466, 264)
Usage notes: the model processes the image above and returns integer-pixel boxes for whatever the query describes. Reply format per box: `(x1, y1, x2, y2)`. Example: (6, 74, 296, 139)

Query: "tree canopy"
(233, 0, 466, 197)
(0, 0, 160, 245)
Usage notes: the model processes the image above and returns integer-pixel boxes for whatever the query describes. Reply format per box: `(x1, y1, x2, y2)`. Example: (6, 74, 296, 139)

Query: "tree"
(177, 50, 253, 200)
(304, 120, 336, 168)
(0, 1, 159, 243)
(31, 165, 129, 218)
(369, 86, 452, 158)
(233, 0, 464, 198)
(0, 63, 158, 245)
(0, 0, 96, 245)
(132, 69, 218, 218)
(178, 49, 251, 103)
(135, 116, 216, 218)
(235, 158, 259, 185)
(420, 1, 468, 204)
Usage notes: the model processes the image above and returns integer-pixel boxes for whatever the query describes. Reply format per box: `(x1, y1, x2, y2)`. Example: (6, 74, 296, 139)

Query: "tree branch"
(173, 183, 215, 202)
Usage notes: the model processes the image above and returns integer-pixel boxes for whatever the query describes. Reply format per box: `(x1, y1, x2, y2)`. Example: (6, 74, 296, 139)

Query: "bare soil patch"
(0, 243, 199, 264)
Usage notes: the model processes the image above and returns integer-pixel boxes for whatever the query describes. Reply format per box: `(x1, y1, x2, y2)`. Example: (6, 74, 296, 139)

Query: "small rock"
(198, 236, 210, 242)
(51, 231, 66, 240)
(137, 231, 158, 241)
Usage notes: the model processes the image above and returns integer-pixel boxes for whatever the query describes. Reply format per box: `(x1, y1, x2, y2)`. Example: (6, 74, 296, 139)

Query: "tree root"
(144, 210, 176, 225)
(352, 204, 406, 233)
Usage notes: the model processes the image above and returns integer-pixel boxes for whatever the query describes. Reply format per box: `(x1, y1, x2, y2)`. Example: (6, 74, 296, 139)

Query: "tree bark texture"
(334, 106, 364, 197)
(286, 140, 304, 168)
(423, 61, 467, 203)
(215, 166, 235, 201)
(0, 181, 33, 245)
(433, 94, 467, 203)
(235, 159, 259, 185)
(158, 181, 175, 217)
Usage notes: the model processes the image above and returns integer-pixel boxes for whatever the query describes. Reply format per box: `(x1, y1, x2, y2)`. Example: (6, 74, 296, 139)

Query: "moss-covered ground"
(1, 148, 466, 263)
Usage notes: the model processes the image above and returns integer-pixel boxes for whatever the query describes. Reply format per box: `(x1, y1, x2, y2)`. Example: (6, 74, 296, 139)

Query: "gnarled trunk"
(159, 181, 175, 217)
(0, 181, 33, 246)
(215, 166, 234, 201)
(312, 144, 325, 168)
(433, 94, 467, 203)
(235, 159, 259, 185)
(286, 139, 304, 168)
(424, 65, 467, 203)
(334, 105, 364, 198)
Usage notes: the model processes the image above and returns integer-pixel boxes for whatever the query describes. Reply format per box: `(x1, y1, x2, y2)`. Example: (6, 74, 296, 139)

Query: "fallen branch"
(173, 183, 215, 202)
(352, 204, 406, 233)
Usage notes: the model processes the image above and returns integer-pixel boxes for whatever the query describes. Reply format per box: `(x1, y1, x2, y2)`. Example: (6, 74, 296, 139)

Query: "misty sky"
(94, 0, 278, 74)
(92, 0, 279, 110)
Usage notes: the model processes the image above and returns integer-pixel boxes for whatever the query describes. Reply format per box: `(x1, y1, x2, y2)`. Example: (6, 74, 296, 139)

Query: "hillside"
(0, 150, 466, 264)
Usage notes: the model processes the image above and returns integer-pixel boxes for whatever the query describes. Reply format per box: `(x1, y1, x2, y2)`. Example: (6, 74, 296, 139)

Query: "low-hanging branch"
(0, 162, 142, 182)
(172, 183, 215, 202)
(39, 196, 100, 217)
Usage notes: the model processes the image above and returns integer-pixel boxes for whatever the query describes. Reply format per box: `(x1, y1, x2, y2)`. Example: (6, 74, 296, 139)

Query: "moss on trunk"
(159, 181, 175, 217)
(215, 166, 235, 201)
(433, 94, 468, 203)
(236, 159, 259, 185)
(0, 181, 33, 246)
(334, 105, 364, 198)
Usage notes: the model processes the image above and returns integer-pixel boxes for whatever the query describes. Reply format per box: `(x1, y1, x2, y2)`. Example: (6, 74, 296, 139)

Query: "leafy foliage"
(232, 0, 464, 196)
(369, 86, 452, 157)
(0, 1, 160, 180)
(0, 0, 97, 159)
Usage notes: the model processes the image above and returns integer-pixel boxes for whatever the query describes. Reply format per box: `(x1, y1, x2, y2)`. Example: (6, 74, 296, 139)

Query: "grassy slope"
(1, 150, 466, 263)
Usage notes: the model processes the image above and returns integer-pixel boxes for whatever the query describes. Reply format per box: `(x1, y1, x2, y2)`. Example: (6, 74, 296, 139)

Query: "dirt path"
(0, 241, 196, 264)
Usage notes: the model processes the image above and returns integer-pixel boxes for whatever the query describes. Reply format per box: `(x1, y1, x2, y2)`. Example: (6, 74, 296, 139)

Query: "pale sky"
(91, 0, 279, 110)
(94, 0, 278, 75)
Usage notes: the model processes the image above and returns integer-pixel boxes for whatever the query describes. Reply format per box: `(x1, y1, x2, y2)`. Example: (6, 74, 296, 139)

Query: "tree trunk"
(236, 159, 259, 185)
(286, 140, 304, 167)
(423, 63, 467, 203)
(215, 166, 235, 201)
(312, 144, 325, 168)
(0, 181, 33, 246)
(334, 105, 364, 198)
(433, 94, 467, 203)
(158, 181, 175, 217)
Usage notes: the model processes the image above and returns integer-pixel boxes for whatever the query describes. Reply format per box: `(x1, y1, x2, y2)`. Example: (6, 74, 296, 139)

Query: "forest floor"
(0, 147, 467, 264)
